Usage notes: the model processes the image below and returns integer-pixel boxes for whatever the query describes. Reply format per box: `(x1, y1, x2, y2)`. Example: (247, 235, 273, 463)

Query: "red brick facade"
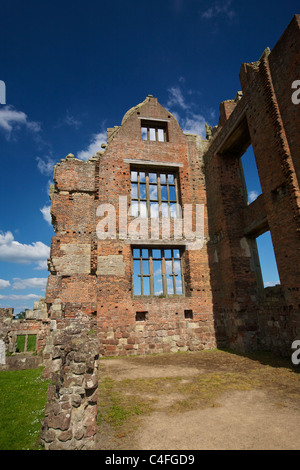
(45, 15, 300, 357)
(205, 15, 300, 355)
(46, 96, 216, 356)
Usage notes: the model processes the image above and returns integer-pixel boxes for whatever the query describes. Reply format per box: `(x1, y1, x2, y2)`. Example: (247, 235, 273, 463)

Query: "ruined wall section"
(205, 97, 260, 351)
(45, 97, 216, 356)
(96, 96, 216, 355)
(205, 15, 300, 355)
(268, 15, 300, 184)
(46, 154, 99, 318)
(0, 304, 49, 370)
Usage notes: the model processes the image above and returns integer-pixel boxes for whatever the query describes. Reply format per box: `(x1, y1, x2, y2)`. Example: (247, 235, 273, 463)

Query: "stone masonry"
(40, 306, 99, 450)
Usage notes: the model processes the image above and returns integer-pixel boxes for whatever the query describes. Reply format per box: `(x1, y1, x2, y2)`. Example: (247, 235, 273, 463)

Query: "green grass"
(16, 335, 26, 353)
(0, 367, 49, 450)
(27, 335, 37, 352)
(98, 377, 152, 429)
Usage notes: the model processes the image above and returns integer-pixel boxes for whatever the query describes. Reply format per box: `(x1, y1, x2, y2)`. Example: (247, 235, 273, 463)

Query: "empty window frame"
(184, 309, 193, 319)
(131, 169, 180, 218)
(256, 231, 280, 288)
(132, 247, 184, 297)
(240, 145, 262, 204)
(16, 334, 37, 353)
(136, 311, 148, 321)
(141, 120, 168, 142)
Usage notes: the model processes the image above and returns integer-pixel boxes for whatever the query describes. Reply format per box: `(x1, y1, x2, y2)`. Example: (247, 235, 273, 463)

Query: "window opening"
(256, 231, 280, 288)
(136, 311, 148, 321)
(16, 334, 37, 353)
(240, 145, 262, 204)
(184, 310, 193, 319)
(133, 247, 184, 297)
(131, 169, 179, 218)
(141, 120, 168, 142)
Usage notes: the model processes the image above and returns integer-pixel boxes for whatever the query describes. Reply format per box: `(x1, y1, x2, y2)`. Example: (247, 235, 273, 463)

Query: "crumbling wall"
(41, 304, 99, 450)
(46, 96, 216, 357)
(204, 15, 300, 355)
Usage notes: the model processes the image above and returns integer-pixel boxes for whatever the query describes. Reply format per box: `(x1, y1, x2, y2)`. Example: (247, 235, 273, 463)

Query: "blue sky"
(0, 0, 295, 313)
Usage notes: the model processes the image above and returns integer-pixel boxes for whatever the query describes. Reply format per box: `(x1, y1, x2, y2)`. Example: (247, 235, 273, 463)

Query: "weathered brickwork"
(0, 14, 299, 452)
(205, 15, 300, 355)
(41, 16, 300, 360)
(45, 95, 217, 356)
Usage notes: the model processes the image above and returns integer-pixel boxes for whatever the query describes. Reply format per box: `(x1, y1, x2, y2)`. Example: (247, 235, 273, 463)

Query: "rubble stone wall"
(41, 308, 99, 450)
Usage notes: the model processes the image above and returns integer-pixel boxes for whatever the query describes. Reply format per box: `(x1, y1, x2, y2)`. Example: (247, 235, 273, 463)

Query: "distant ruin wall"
(0, 304, 49, 370)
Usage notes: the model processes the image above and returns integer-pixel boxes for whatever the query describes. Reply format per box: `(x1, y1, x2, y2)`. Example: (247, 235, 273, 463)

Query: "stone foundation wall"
(40, 309, 99, 450)
(99, 315, 216, 356)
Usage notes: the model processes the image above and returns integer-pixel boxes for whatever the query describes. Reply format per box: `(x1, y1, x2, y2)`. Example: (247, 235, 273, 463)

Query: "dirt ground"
(96, 349, 300, 450)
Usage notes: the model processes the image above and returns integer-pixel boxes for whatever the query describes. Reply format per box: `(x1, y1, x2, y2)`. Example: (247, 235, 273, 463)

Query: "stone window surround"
(139, 117, 169, 142)
(130, 167, 181, 219)
(132, 245, 185, 298)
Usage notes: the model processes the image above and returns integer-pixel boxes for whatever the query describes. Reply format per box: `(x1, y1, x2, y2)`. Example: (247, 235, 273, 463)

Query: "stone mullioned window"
(132, 247, 184, 297)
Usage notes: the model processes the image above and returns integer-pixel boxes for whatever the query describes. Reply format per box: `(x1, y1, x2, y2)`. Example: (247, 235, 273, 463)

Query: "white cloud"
(77, 131, 107, 161)
(181, 113, 207, 137)
(166, 86, 190, 110)
(248, 190, 259, 203)
(0, 231, 50, 267)
(0, 293, 40, 301)
(264, 281, 280, 287)
(12, 277, 47, 290)
(36, 155, 55, 176)
(165, 85, 209, 138)
(0, 279, 11, 289)
(201, 1, 236, 20)
(34, 259, 48, 270)
(0, 105, 41, 138)
(40, 205, 52, 225)
(64, 114, 81, 129)
(56, 111, 82, 129)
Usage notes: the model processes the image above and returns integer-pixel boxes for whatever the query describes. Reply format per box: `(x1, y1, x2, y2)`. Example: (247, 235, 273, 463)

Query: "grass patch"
(110, 372, 261, 413)
(98, 377, 152, 430)
(0, 367, 49, 450)
(102, 356, 300, 415)
(97, 349, 300, 449)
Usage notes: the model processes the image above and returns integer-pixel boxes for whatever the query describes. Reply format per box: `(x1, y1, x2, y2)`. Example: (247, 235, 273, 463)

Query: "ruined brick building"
(44, 15, 300, 359)
(1, 14, 299, 450)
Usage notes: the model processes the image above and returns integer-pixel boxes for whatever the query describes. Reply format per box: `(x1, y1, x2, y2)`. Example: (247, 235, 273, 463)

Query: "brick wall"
(46, 95, 216, 356)
(44, 16, 300, 358)
(204, 15, 300, 355)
